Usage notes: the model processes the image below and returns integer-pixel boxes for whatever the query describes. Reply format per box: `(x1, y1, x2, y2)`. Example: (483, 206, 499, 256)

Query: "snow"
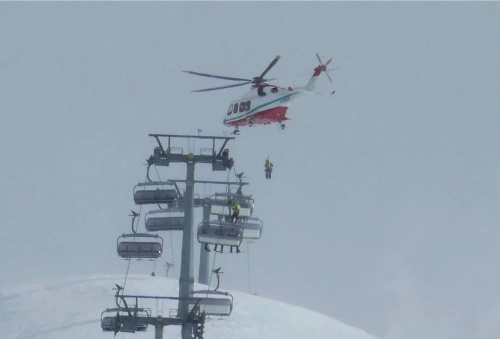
(0, 274, 377, 339)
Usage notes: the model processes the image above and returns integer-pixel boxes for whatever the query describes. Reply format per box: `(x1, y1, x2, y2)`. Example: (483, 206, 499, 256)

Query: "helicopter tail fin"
(305, 53, 333, 91)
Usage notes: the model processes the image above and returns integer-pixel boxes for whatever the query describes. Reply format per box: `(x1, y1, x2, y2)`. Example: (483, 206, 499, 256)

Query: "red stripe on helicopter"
(312, 65, 324, 77)
(225, 106, 289, 127)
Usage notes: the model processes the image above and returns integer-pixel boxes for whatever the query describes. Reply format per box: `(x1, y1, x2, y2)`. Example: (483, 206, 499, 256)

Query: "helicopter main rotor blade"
(183, 70, 251, 82)
(259, 55, 281, 81)
(325, 70, 333, 83)
(316, 53, 323, 66)
(191, 81, 251, 92)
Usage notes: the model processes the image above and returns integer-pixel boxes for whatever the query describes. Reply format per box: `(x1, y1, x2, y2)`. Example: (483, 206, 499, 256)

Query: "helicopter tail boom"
(305, 53, 333, 91)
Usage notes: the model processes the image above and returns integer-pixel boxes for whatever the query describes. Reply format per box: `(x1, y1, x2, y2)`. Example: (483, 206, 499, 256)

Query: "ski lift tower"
(147, 133, 235, 338)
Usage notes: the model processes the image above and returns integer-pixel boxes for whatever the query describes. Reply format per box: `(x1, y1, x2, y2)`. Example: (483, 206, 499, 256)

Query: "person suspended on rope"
(231, 202, 241, 223)
(264, 158, 273, 179)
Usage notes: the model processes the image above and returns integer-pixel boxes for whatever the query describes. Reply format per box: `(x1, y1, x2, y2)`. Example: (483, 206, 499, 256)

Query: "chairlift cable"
(152, 257, 158, 275)
(122, 257, 132, 293)
(246, 240, 252, 294)
(207, 245, 219, 295)
(152, 164, 176, 274)
(122, 172, 148, 291)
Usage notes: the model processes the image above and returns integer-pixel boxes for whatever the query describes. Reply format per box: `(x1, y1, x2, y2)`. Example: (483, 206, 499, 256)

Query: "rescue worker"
(265, 158, 273, 179)
(231, 202, 240, 223)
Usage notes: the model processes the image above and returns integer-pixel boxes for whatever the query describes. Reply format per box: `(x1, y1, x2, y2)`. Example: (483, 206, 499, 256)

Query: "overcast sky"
(1, 2, 500, 339)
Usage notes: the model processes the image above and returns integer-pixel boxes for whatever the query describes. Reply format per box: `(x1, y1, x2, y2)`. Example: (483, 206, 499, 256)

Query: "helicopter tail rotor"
(316, 53, 333, 83)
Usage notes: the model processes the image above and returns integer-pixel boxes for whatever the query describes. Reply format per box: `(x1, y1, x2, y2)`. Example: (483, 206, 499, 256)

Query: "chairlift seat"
(134, 189, 178, 205)
(101, 316, 118, 332)
(210, 200, 253, 218)
(145, 208, 185, 231)
(197, 221, 243, 247)
(121, 317, 148, 332)
(145, 216, 185, 231)
(117, 241, 162, 259)
(189, 297, 233, 316)
(239, 218, 263, 239)
(101, 307, 150, 333)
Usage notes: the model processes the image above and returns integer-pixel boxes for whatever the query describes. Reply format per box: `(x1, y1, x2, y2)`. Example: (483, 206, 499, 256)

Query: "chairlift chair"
(145, 207, 185, 232)
(239, 216, 264, 240)
(101, 307, 150, 333)
(133, 181, 179, 205)
(188, 290, 234, 316)
(209, 193, 254, 219)
(197, 221, 243, 247)
(117, 233, 163, 259)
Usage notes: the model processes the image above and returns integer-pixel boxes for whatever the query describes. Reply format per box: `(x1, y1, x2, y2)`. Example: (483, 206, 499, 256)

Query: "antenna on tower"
(212, 267, 223, 291)
(164, 261, 174, 278)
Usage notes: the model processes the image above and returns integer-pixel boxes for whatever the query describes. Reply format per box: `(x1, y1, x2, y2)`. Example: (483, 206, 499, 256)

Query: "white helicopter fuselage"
(223, 63, 327, 129)
(223, 86, 304, 127)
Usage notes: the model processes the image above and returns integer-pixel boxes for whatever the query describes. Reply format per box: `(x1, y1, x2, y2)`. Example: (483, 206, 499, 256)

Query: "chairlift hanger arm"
(216, 138, 231, 157)
(152, 135, 168, 157)
(115, 295, 134, 317)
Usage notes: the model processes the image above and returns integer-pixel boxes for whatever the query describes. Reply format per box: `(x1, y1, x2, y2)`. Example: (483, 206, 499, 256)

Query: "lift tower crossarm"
(149, 133, 235, 158)
(148, 134, 235, 169)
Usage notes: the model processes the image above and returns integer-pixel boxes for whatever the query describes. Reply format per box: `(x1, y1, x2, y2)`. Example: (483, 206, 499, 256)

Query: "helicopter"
(184, 53, 334, 134)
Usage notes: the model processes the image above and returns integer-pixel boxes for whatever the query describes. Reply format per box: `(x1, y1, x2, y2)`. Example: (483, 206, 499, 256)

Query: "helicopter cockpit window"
(271, 87, 278, 93)
(227, 104, 233, 115)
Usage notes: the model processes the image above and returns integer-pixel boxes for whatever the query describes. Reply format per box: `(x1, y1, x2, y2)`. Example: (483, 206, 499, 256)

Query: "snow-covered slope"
(0, 274, 377, 339)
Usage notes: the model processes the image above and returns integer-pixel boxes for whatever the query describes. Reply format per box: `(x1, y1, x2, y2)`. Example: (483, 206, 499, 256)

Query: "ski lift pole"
(198, 199, 211, 285)
(178, 153, 196, 338)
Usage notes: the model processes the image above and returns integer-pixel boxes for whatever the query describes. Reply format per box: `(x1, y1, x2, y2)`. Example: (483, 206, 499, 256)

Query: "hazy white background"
(1, 2, 499, 339)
